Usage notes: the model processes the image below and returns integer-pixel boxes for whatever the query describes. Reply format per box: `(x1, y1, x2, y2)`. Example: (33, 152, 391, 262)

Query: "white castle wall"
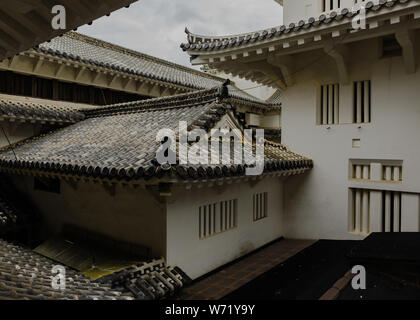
(166, 177, 284, 279)
(281, 34, 420, 240)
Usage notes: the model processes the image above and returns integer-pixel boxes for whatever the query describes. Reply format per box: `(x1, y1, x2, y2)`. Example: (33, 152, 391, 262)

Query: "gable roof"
(0, 87, 311, 182)
(181, 0, 415, 54)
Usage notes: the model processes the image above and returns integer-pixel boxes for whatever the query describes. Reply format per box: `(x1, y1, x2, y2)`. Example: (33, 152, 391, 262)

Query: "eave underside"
(0, 0, 138, 60)
(184, 1, 420, 88)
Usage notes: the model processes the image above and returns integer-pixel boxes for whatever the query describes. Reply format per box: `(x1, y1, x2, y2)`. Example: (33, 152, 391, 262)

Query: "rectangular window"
(350, 188, 370, 234)
(253, 192, 268, 221)
(322, 0, 341, 12)
(318, 83, 339, 125)
(351, 164, 371, 180)
(349, 188, 402, 234)
(199, 199, 237, 239)
(350, 160, 402, 183)
(381, 190, 402, 232)
(352, 80, 371, 123)
(382, 165, 403, 182)
(34, 177, 60, 194)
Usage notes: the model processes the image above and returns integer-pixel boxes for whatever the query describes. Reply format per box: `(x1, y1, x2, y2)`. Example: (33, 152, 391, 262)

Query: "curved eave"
(0, 0, 138, 61)
(182, 0, 420, 59)
(0, 161, 313, 186)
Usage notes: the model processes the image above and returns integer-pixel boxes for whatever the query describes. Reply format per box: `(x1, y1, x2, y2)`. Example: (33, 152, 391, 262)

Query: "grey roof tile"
(0, 239, 191, 300)
(0, 98, 85, 124)
(181, 0, 412, 53)
(34, 33, 269, 107)
(0, 88, 311, 181)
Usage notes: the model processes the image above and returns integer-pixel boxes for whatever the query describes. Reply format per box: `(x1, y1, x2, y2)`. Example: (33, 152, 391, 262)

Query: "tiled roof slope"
(0, 88, 312, 181)
(0, 239, 191, 300)
(181, 0, 413, 53)
(33, 32, 268, 107)
(0, 239, 132, 300)
(0, 97, 85, 125)
(266, 90, 282, 107)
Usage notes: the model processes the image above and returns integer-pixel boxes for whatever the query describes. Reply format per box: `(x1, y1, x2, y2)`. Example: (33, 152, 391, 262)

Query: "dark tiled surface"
(0, 239, 133, 300)
(182, 0, 412, 53)
(178, 239, 315, 300)
(0, 97, 85, 124)
(0, 239, 191, 300)
(0, 88, 312, 181)
(266, 90, 282, 106)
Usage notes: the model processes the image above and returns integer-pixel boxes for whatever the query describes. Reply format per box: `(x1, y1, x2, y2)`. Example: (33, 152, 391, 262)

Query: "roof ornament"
(184, 27, 191, 35)
(219, 79, 231, 100)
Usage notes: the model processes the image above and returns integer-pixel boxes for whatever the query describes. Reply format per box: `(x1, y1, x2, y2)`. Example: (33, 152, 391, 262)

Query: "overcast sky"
(79, 0, 283, 69)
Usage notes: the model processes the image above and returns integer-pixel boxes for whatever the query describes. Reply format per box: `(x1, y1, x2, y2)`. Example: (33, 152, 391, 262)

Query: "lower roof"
(0, 239, 133, 300)
(0, 87, 311, 182)
(0, 238, 191, 300)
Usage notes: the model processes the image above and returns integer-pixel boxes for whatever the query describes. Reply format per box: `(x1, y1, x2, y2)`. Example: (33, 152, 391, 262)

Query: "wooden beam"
(8, 55, 19, 68)
(55, 63, 65, 77)
(33, 56, 44, 73)
(108, 73, 119, 86)
(75, 66, 86, 81)
(122, 77, 132, 90)
(395, 27, 416, 74)
(92, 71, 102, 84)
(324, 40, 349, 85)
(267, 54, 295, 86)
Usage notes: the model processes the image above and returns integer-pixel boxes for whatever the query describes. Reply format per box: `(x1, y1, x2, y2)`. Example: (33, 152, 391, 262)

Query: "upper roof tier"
(0, 0, 138, 61)
(181, 0, 420, 87)
(29, 32, 272, 107)
(181, 0, 417, 54)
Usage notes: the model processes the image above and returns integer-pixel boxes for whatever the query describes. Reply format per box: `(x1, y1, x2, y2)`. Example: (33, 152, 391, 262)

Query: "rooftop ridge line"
(64, 32, 228, 83)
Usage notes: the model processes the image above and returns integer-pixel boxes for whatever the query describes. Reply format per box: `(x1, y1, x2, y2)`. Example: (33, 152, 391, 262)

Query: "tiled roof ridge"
(181, 0, 413, 52)
(30, 33, 271, 107)
(83, 87, 221, 118)
(60, 32, 228, 84)
(0, 97, 85, 124)
(82, 85, 276, 119)
(266, 90, 282, 106)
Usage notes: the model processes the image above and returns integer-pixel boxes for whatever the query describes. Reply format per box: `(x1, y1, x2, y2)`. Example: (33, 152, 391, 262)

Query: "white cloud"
(78, 0, 283, 68)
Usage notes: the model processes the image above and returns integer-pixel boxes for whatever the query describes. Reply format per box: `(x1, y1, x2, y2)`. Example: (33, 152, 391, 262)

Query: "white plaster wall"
(166, 177, 284, 279)
(282, 34, 420, 240)
(282, 0, 366, 25)
(10, 176, 167, 257)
